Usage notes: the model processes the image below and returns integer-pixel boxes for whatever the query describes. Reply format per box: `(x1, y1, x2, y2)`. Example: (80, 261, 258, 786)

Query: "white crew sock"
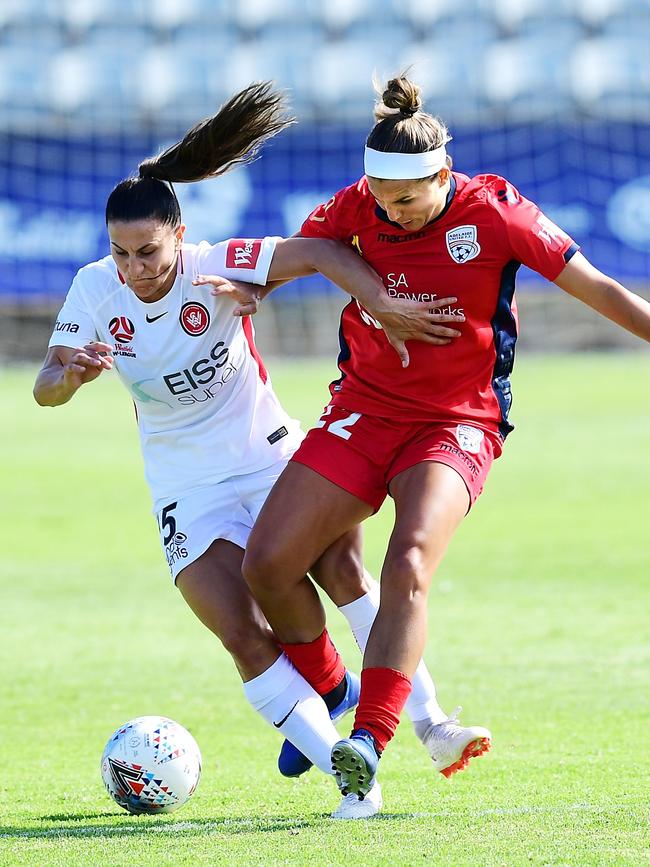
(337, 574, 448, 727)
(242, 653, 338, 775)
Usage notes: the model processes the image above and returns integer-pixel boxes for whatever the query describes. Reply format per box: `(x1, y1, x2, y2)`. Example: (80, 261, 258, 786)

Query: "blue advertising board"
(0, 124, 648, 299)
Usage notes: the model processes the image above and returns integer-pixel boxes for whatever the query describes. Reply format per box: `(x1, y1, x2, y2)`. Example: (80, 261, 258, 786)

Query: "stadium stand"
(0, 0, 648, 359)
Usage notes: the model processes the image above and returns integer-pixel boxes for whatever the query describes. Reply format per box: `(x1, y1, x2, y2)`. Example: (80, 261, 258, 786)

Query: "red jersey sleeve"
(299, 182, 362, 241)
(483, 175, 579, 282)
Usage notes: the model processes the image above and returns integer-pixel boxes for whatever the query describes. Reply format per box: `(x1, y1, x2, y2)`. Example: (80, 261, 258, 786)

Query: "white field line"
(0, 803, 642, 840)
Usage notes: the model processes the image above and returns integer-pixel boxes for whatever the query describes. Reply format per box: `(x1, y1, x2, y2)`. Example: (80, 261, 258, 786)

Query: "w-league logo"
(109, 316, 135, 343)
(446, 225, 481, 263)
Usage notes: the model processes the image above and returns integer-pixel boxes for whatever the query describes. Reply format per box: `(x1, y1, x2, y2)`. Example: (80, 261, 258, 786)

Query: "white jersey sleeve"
(47, 268, 99, 349)
(192, 237, 280, 284)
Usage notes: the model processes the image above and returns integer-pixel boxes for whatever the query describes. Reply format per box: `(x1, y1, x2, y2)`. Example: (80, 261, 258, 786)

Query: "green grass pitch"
(1, 354, 649, 866)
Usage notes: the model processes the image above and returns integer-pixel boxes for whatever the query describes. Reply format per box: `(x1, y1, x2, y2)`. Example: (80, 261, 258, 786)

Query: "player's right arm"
(33, 342, 114, 407)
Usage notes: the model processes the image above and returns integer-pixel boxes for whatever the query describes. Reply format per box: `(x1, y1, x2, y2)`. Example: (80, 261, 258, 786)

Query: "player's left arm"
(554, 251, 650, 343)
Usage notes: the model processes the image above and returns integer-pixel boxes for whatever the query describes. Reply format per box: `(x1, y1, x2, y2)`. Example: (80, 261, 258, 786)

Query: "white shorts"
(154, 457, 288, 583)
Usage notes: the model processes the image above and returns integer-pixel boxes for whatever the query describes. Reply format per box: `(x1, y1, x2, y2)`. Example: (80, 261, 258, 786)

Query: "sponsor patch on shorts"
(455, 424, 484, 453)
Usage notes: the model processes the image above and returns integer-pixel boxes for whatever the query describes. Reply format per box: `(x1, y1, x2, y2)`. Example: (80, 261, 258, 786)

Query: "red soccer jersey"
(300, 172, 578, 437)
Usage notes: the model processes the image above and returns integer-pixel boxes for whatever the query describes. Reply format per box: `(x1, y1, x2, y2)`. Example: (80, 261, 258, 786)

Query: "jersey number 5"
(315, 407, 361, 441)
(159, 502, 178, 545)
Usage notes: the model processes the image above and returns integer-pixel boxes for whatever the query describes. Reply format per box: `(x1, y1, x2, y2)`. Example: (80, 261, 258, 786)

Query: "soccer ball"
(101, 716, 202, 815)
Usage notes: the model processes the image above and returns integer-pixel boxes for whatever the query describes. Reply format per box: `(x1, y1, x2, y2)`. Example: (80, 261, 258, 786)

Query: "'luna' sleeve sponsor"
(194, 237, 280, 285)
(48, 270, 98, 349)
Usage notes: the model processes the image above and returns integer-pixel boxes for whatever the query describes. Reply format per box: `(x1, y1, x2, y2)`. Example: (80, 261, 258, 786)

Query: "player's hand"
(193, 274, 264, 316)
(62, 342, 114, 390)
(368, 296, 465, 368)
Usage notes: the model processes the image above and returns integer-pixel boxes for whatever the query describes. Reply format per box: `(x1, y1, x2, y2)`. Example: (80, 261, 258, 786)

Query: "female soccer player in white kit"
(33, 83, 464, 819)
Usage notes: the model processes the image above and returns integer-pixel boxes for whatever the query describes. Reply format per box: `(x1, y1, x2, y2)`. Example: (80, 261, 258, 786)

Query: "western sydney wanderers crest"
(446, 225, 481, 263)
(180, 302, 210, 336)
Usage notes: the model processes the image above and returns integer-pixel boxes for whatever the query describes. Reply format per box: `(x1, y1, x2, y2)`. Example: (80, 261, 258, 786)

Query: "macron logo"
(226, 238, 262, 269)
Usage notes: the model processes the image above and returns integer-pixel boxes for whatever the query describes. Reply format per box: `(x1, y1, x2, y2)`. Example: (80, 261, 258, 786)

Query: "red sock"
(353, 667, 412, 753)
(279, 629, 346, 696)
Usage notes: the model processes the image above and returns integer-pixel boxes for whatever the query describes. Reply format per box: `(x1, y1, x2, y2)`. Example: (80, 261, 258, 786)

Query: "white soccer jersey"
(48, 238, 303, 509)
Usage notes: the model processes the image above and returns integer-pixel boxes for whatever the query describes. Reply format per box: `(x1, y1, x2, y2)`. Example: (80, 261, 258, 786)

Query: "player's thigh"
(245, 461, 373, 587)
(176, 539, 275, 654)
(384, 461, 470, 590)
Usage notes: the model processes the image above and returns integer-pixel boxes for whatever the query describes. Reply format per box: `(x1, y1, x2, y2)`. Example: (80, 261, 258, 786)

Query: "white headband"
(364, 145, 447, 180)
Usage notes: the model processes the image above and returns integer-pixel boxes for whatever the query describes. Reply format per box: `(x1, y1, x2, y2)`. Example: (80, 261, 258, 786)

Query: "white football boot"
(422, 707, 491, 777)
(331, 781, 383, 819)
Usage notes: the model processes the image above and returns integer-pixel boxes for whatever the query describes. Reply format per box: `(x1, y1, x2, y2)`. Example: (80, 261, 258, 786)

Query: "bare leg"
(177, 539, 278, 681)
(364, 462, 470, 676)
(176, 538, 342, 775)
(310, 525, 372, 607)
(243, 462, 373, 643)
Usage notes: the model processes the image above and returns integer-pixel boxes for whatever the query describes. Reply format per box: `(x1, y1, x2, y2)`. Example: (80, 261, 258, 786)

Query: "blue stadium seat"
(0, 22, 67, 55)
(395, 40, 491, 125)
(571, 37, 650, 120)
(48, 46, 144, 129)
(412, 13, 500, 48)
(399, 0, 495, 32)
(304, 0, 375, 37)
(517, 15, 586, 48)
(60, 0, 149, 34)
(482, 37, 574, 122)
(344, 19, 414, 51)
(171, 22, 239, 54)
(216, 33, 322, 117)
(306, 39, 404, 121)
(0, 0, 63, 29)
(599, 9, 650, 40)
(83, 24, 156, 53)
(230, 0, 299, 36)
(578, 0, 650, 28)
(142, 0, 233, 33)
(137, 45, 233, 128)
(492, 0, 578, 34)
(0, 47, 54, 120)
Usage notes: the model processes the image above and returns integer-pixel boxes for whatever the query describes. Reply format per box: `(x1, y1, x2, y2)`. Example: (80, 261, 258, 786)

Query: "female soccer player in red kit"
(242, 74, 650, 802)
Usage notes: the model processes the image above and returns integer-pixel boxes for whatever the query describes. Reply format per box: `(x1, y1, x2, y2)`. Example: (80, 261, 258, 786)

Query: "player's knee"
(310, 541, 367, 606)
(382, 542, 430, 603)
(219, 620, 275, 668)
(242, 535, 287, 595)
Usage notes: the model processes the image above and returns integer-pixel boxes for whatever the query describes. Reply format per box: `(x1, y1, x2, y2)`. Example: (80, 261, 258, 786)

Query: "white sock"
(337, 574, 448, 728)
(242, 653, 337, 775)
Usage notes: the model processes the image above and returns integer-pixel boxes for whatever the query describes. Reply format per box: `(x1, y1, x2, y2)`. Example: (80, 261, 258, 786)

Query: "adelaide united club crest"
(446, 225, 481, 263)
(180, 302, 210, 336)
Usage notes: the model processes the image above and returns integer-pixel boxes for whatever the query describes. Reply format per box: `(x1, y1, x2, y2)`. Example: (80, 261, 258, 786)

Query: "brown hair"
(138, 81, 295, 183)
(107, 81, 294, 226)
(366, 73, 452, 168)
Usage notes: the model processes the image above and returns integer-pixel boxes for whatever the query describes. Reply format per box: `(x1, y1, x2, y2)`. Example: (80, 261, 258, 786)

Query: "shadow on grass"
(0, 814, 323, 840)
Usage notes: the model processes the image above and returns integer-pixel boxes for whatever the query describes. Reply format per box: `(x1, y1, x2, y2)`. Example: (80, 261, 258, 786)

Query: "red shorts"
(291, 405, 502, 512)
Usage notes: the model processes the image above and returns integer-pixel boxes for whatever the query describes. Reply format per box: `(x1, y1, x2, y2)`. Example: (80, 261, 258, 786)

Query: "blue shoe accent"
(330, 729, 380, 799)
(277, 671, 360, 778)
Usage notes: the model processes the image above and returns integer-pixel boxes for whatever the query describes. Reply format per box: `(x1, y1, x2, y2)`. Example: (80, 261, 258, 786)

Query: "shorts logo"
(455, 424, 484, 454)
(180, 302, 210, 336)
(226, 239, 262, 269)
(108, 316, 135, 344)
(165, 531, 188, 570)
(446, 225, 481, 263)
